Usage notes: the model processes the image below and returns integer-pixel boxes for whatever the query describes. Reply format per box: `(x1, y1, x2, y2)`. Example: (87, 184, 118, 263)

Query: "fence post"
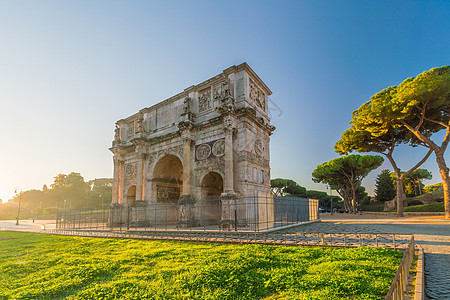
(234, 208, 237, 232)
(393, 234, 396, 250)
(127, 205, 130, 231)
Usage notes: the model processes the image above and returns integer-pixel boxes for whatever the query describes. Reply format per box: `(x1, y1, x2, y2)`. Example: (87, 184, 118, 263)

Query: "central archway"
(152, 154, 183, 203)
(201, 172, 223, 225)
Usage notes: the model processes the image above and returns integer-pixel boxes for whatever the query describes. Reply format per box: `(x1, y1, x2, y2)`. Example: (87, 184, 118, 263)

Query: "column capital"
(113, 155, 124, 163)
(137, 152, 147, 160)
(223, 114, 236, 133)
(134, 142, 148, 155)
(178, 120, 193, 132)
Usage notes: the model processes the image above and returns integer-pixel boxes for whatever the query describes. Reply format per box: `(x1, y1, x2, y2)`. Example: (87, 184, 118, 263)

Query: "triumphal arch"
(109, 63, 275, 228)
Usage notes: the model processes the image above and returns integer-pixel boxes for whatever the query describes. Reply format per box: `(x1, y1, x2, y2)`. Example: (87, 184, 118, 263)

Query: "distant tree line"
(270, 178, 343, 211)
(0, 172, 112, 218)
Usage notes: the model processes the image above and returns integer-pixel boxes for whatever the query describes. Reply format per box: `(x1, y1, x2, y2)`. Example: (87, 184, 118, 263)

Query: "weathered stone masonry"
(109, 63, 275, 227)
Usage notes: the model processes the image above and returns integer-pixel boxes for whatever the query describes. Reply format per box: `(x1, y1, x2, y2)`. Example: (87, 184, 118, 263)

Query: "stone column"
(118, 160, 124, 205)
(110, 154, 124, 227)
(219, 113, 237, 230)
(177, 121, 197, 227)
(132, 152, 148, 226)
(178, 121, 194, 199)
(112, 154, 124, 205)
(182, 135, 192, 196)
(112, 156, 120, 205)
(135, 153, 146, 202)
(222, 117, 236, 195)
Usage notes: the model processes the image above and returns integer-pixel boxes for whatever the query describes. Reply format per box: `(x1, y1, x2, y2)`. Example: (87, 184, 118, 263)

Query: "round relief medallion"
(212, 140, 225, 157)
(196, 144, 211, 160)
(254, 139, 263, 156)
(125, 164, 135, 177)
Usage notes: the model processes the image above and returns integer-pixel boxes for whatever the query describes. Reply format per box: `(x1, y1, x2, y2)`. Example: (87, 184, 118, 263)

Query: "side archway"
(127, 185, 136, 205)
(201, 172, 224, 199)
(201, 172, 223, 225)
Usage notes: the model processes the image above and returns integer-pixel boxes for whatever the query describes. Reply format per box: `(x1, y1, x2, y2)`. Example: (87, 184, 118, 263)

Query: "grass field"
(403, 202, 444, 212)
(0, 231, 402, 300)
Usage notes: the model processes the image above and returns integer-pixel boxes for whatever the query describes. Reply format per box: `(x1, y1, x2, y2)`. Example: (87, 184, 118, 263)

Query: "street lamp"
(99, 193, 103, 209)
(14, 187, 22, 225)
(327, 184, 333, 214)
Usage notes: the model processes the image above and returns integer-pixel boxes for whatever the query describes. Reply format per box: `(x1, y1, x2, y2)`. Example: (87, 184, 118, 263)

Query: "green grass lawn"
(388, 202, 444, 213)
(0, 231, 402, 300)
(403, 202, 444, 212)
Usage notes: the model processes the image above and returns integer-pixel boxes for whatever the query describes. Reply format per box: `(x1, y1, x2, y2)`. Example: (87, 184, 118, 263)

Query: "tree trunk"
(384, 150, 432, 218)
(343, 199, 348, 212)
(434, 150, 450, 219)
(344, 198, 351, 212)
(351, 187, 357, 214)
(395, 178, 406, 217)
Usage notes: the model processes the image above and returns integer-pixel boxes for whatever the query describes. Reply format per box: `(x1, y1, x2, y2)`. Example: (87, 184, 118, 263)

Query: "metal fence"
(44, 228, 412, 250)
(385, 235, 416, 300)
(56, 195, 318, 232)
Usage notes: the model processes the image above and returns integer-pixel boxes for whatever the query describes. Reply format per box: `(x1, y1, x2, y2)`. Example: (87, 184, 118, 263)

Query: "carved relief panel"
(125, 162, 137, 180)
(195, 139, 225, 161)
(127, 121, 135, 139)
(249, 79, 266, 111)
(198, 88, 211, 112)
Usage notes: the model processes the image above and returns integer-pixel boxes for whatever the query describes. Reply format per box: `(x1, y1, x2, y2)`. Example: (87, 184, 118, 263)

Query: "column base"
(108, 204, 126, 227)
(221, 191, 237, 197)
(220, 194, 238, 231)
(177, 195, 199, 228)
(131, 201, 150, 227)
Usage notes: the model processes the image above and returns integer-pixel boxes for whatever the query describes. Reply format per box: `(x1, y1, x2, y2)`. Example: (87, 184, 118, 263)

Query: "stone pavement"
(301, 214, 450, 300)
(0, 219, 56, 231)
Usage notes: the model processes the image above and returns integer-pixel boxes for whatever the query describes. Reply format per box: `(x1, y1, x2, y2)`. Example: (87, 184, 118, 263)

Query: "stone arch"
(148, 151, 184, 178)
(201, 171, 224, 199)
(127, 185, 136, 205)
(201, 171, 223, 225)
(151, 154, 183, 203)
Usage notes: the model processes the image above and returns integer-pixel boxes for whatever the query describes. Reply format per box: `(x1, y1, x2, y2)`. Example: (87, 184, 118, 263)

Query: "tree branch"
(422, 115, 450, 129)
(441, 125, 450, 153)
(400, 120, 440, 151)
(414, 101, 428, 131)
(403, 149, 433, 178)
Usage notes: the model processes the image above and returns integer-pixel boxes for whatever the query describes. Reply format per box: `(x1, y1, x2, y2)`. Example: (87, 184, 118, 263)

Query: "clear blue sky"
(0, 0, 449, 202)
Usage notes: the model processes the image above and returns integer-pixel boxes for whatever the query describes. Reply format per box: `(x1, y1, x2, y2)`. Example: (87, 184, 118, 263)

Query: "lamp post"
(15, 187, 22, 225)
(99, 193, 103, 209)
(327, 184, 333, 215)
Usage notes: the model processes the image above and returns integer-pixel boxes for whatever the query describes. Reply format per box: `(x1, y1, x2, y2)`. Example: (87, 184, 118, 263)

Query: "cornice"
(235, 107, 275, 134)
(234, 63, 272, 95)
(119, 63, 272, 121)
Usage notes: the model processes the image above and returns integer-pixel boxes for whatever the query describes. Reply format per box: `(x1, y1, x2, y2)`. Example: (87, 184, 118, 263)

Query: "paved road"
(307, 214, 450, 300)
(0, 219, 56, 231)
